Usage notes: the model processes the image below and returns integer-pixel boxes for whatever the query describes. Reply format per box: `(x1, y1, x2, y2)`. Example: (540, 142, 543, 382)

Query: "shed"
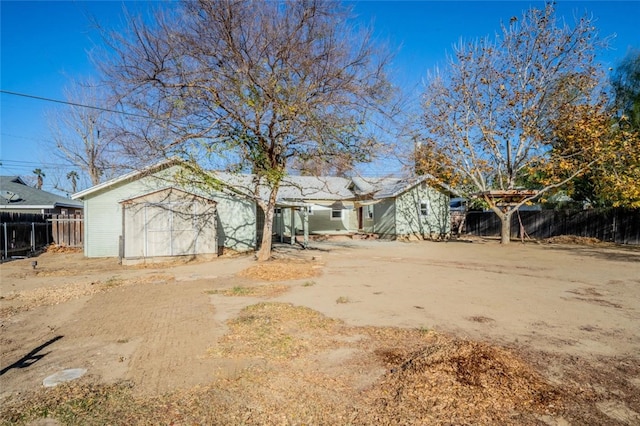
(72, 160, 257, 259)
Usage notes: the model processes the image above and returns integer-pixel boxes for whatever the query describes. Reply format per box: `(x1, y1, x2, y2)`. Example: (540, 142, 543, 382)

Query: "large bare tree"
(417, 4, 608, 243)
(99, 0, 394, 260)
(47, 81, 123, 190)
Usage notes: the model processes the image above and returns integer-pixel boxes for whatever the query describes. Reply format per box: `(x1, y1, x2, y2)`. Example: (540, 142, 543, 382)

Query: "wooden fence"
(1, 212, 84, 259)
(465, 208, 640, 245)
(50, 213, 84, 247)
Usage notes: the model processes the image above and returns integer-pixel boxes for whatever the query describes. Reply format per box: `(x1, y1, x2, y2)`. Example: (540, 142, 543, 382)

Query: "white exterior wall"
(394, 183, 450, 238)
(307, 205, 354, 234)
(373, 199, 396, 238)
(82, 166, 256, 258)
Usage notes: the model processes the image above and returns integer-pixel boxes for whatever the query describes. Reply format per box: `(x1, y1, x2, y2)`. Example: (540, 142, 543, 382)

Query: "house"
(73, 160, 451, 262)
(356, 176, 451, 240)
(276, 175, 451, 241)
(0, 176, 83, 215)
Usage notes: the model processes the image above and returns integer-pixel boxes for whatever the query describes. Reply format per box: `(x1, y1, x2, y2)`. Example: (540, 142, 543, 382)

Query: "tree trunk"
(255, 186, 279, 261)
(500, 210, 512, 244)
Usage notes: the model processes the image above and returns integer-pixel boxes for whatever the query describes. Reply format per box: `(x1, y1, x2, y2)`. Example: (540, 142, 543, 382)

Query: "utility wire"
(0, 89, 152, 120)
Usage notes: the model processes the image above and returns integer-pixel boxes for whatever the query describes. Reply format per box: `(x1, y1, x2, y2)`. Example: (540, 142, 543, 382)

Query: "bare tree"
(47, 81, 123, 189)
(418, 4, 607, 243)
(99, 0, 395, 260)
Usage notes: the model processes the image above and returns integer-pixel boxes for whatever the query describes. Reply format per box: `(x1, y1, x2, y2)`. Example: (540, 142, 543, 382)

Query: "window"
(274, 207, 282, 215)
(367, 205, 374, 219)
(306, 205, 313, 215)
(331, 209, 342, 220)
(420, 201, 429, 216)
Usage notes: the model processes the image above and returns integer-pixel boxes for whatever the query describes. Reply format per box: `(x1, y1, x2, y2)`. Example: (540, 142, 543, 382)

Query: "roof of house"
(278, 175, 354, 201)
(0, 176, 83, 210)
(72, 159, 451, 204)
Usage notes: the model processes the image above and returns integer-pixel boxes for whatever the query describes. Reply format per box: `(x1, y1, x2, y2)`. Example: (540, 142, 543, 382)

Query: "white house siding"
(308, 205, 354, 234)
(214, 195, 256, 251)
(394, 183, 450, 238)
(277, 204, 355, 237)
(82, 166, 256, 258)
(373, 199, 396, 238)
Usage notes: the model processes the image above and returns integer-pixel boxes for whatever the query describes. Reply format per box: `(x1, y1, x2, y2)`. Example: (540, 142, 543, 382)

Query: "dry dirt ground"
(0, 238, 639, 425)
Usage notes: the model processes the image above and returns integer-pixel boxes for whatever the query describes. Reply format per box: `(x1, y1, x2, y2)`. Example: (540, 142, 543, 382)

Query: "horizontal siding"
(308, 206, 354, 233)
(395, 184, 450, 238)
(374, 199, 396, 238)
(83, 166, 257, 257)
(278, 206, 355, 235)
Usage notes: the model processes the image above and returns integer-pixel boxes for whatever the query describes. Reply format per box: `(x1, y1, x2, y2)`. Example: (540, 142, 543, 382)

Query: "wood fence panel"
(465, 208, 640, 245)
(50, 214, 84, 247)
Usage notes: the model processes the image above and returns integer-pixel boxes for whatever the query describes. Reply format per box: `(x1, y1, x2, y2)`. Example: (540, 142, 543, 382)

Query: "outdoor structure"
(73, 160, 452, 261)
(72, 161, 256, 262)
(0, 176, 83, 215)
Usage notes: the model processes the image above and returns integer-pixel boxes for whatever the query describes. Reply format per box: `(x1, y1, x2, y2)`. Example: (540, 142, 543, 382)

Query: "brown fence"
(1, 212, 84, 259)
(50, 213, 84, 247)
(465, 208, 640, 245)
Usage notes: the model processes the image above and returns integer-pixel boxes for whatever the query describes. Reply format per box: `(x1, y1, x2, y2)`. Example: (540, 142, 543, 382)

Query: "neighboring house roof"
(72, 159, 452, 204)
(0, 176, 83, 210)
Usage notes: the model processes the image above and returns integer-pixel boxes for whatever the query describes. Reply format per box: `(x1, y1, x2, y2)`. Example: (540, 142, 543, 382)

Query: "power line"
(0, 89, 153, 120)
(0, 159, 74, 168)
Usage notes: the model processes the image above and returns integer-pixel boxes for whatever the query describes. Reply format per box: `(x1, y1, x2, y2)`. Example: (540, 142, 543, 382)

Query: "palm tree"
(33, 168, 45, 190)
(67, 171, 79, 193)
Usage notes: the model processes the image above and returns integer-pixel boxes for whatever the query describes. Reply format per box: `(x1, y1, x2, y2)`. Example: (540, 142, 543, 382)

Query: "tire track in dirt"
(64, 278, 223, 395)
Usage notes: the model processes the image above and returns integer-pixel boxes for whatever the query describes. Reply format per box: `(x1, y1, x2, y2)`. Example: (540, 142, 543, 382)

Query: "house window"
(420, 201, 429, 216)
(331, 209, 342, 220)
(367, 205, 374, 219)
(306, 206, 313, 215)
(274, 207, 282, 215)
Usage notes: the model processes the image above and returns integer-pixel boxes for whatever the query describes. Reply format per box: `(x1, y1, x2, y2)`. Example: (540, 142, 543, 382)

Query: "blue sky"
(1, 1, 639, 193)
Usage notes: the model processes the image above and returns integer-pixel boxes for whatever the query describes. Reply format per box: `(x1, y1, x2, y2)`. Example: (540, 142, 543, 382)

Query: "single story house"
(1, 176, 83, 215)
(276, 175, 451, 241)
(73, 160, 451, 262)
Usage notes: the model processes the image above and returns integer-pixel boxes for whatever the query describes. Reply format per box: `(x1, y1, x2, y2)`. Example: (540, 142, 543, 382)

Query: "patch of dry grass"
(4, 303, 631, 425)
(207, 284, 289, 298)
(0, 274, 173, 319)
(238, 260, 322, 281)
(211, 302, 341, 360)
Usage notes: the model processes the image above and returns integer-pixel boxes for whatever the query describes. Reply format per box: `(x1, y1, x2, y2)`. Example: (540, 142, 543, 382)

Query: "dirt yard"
(1, 238, 639, 425)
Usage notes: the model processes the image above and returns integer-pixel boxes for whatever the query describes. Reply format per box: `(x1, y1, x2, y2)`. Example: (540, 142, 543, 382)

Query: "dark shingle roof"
(0, 176, 83, 210)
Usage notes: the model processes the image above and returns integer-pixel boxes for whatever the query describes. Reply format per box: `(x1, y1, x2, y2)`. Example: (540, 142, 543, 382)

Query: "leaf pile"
(544, 235, 602, 245)
(366, 337, 562, 425)
(43, 244, 82, 254)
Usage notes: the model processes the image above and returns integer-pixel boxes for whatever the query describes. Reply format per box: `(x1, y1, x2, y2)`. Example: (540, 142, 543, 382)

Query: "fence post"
(3, 223, 7, 259)
(31, 222, 36, 252)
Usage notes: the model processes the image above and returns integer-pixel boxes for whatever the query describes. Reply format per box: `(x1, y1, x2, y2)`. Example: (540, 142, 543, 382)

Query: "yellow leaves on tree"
(549, 103, 640, 207)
